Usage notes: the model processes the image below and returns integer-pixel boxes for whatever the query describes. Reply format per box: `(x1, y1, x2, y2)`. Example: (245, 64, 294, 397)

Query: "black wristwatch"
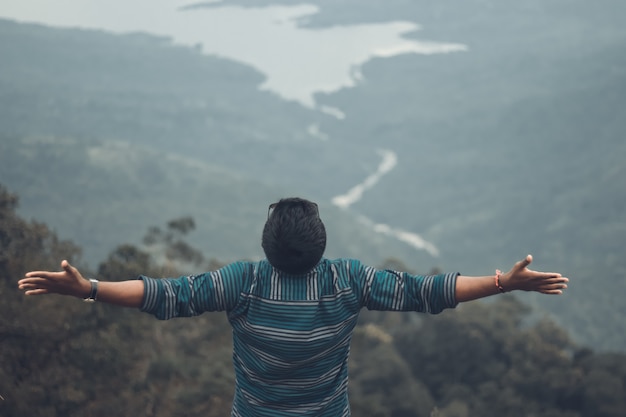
(83, 278, 99, 303)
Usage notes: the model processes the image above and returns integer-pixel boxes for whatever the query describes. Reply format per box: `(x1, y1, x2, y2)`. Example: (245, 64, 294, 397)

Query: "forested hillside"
(2, 185, 625, 417)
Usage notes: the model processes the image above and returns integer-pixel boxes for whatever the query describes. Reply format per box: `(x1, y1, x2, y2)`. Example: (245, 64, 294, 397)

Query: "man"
(18, 197, 568, 417)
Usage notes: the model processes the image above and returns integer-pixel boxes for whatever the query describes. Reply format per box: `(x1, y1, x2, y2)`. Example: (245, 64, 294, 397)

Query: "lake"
(0, 0, 467, 110)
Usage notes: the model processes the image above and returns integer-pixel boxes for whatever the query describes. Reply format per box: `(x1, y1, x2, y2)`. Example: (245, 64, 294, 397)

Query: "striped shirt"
(140, 258, 459, 416)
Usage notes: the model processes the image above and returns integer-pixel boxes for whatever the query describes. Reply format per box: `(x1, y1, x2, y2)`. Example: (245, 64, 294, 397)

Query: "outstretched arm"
(18, 260, 144, 308)
(455, 255, 568, 303)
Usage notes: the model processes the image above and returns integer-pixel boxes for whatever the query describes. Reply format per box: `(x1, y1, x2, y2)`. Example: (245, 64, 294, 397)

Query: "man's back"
(228, 259, 361, 416)
(140, 257, 458, 416)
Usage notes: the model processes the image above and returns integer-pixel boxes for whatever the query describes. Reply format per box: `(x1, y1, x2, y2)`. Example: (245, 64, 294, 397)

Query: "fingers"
(533, 274, 567, 282)
(25, 270, 58, 278)
(25, 260, 75, 279)
(19, 277, 49, 286)
(18, 277, 49, 291)
(20, 284, 47, 294)
(532, 271, 569, 282)
(512, 254, 533, 273)
(541, 289, 564, 295)
(19, 260, 81, 297)
(24, 288, 50, 296)
(538, 279, 568, 295)
(62, 259, 82, 279)
(542, 283, 567, 294)
(516, 255, 566, 281)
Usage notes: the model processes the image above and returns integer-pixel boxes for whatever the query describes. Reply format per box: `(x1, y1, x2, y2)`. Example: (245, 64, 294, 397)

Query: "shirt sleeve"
(350, 260, 459, 314)
(139, 261, 250, 320)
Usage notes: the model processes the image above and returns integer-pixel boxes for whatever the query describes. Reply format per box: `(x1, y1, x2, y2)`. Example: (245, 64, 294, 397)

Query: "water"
(331, 150, 440, 257)
(332, 149, 398, 210)
(0, 0, 467, 109)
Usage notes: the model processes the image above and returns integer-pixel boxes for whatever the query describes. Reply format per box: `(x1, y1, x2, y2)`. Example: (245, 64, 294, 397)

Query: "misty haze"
(1, 1, 625, 416)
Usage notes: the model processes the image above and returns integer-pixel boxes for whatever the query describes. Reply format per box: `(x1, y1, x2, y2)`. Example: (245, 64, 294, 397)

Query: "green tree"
(0, 185, 234, 416)
(350, 323, 436, 417)
(142, 216, 205, 274)
(393, 295, 626, 417)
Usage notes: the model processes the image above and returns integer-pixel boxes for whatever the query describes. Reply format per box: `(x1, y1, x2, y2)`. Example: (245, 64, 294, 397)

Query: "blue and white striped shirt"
(140, 258, 459, 416)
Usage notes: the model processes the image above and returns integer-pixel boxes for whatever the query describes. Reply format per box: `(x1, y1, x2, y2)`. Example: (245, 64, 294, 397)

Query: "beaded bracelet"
(495, 269, 505, 293)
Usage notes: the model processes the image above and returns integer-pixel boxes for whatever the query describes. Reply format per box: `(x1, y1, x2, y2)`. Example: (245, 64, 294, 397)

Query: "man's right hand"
(19, 260, 91, 298)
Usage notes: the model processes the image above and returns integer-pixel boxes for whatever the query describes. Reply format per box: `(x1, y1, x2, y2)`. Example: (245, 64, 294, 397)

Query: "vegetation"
(0, 0, 624, 353)
(2, 185, 625, 416)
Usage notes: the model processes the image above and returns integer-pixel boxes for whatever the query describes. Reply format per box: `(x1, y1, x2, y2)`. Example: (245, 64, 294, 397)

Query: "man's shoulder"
(321, 257, 364, 269)
(246, 258, 367, 278)
(316, 258, 369, 280)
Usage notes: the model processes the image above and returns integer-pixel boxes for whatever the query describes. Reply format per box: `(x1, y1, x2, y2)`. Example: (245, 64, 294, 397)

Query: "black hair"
(261, 197, 326, 275)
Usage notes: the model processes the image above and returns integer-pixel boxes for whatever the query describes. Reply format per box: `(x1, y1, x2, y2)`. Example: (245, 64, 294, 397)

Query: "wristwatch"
(83, 278, 99, 303)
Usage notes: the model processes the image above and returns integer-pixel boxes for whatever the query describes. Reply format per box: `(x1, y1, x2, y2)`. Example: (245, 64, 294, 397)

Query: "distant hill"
(1, 0, 625, 352)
